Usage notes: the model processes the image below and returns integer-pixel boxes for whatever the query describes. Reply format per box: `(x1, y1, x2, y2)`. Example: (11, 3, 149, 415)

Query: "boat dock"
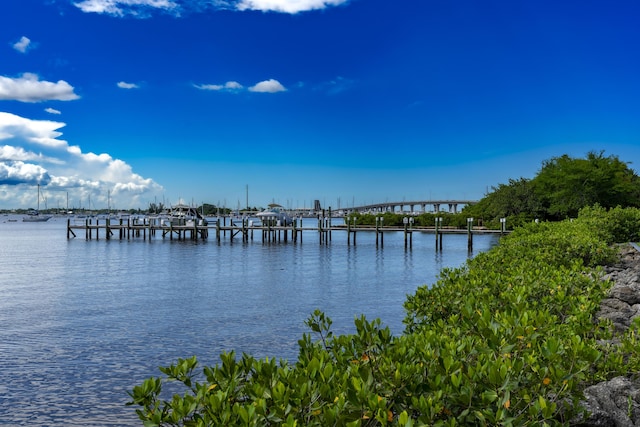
(66, 216, 507, 250)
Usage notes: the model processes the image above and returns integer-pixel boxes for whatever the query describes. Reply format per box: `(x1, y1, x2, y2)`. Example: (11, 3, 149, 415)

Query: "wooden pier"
(66, 217, 507, 251)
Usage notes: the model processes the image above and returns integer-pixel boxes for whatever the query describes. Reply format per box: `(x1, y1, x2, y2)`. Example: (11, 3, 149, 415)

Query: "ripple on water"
(0, 219, 498, 425)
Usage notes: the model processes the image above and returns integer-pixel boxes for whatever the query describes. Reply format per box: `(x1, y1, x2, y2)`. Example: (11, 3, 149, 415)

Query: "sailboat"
(23, 184, 52, 222)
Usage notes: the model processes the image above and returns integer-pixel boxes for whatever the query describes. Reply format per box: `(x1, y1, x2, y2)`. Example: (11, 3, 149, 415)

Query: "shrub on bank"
(128, 207, 640, 426)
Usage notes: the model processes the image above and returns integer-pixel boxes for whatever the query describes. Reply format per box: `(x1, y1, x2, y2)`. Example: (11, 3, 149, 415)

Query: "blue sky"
(1, 0, 639, 211)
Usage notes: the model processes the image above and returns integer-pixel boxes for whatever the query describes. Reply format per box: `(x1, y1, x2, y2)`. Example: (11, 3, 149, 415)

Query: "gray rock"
(575, 244, 640, 426)
(577, 376, 640, 427)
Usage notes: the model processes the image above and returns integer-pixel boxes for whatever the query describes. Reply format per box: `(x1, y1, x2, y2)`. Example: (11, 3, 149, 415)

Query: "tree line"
(463, 151, 640, 228)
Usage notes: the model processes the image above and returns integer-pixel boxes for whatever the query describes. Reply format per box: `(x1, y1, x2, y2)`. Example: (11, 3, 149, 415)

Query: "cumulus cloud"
(0, 73, 80, 103)
(0, 161, 50, 186)
(74, 0, 179, 17)
(45, 107, 62, 115)
(194, 81, 243, 92)
(249, 79, 286, 93)
(12, 36, 32, 53)
(117, 81, 140, 89)
(0, 112, 163, 209)
(236, 0, 349, 13)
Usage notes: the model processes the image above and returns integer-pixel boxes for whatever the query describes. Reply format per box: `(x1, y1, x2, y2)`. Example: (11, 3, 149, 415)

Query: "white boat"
(163, 204, 207, 227)
(23, 209, 52, 222)
(23, 185, 52, 222)
(256, 204, 293, 226)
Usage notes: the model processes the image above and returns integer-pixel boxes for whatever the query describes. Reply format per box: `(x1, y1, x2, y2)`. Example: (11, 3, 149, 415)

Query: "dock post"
(328, 207, 332, 242)
(243, 217, 248, 243)
(106, 218, 111, 240)
(375, 216, 379, 246)
(67, 218, 76, 239)
(266, 218, 270, 243)
(403, 217, 408, 249)
(435, 217, 443, 251)
(223, 216, 227, 237)
(216, 218, 221, 244)
(273, 219, 277, 243)
(323, 213, 329, 245)
(375, 215, 384, 248)
(347, 217, 351, 245)
(283, 219, 287, 243)
(467, 217, 474, 252)
(292, 217, 297, 243)
(409, 217, 414, 249)
(352, 216, 357, 245)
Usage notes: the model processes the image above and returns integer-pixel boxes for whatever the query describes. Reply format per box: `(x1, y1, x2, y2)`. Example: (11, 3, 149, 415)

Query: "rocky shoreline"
(576, 244, 640, 426)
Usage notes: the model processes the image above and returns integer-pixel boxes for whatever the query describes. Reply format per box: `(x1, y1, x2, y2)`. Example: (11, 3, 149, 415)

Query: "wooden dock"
(66, 217, 507, 250)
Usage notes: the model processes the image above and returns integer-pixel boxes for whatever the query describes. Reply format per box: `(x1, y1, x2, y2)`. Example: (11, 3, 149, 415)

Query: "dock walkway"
(66, 217, 507, 250)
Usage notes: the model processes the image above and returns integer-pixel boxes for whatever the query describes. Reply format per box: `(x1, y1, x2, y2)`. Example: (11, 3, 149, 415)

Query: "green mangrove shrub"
(128, 208, 640, 426)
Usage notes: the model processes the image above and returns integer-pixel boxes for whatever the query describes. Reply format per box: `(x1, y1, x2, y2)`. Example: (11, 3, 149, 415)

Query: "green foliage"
(345, 212, 480, 229)
(465, 151, 640, 224)
(129, 209, 640, 426)
(534, 152, 640, 220)
(464, 178, 541, 227)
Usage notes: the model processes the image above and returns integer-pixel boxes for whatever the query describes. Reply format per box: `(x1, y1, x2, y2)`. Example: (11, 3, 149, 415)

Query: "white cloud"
(194, 81, 243, 91)
(73, 0, 349, 16)
(0, 73, 80, 103)
(0, 145, 64, 165)
(249, 79, 286, 93)
(236, 0, 349, 13)
(45, 108, 62, 115)
(0, 112, 163, 209)
(0, 161, 50, 186)
(117, 81, 140, 89)
(195, 79, 287, 94)
(12, 36, 32, 53)
(0, 112, 68, 148)
(74, 0, 179, 16)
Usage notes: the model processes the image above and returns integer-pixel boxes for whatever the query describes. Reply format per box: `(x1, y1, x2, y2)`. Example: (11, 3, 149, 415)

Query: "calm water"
(0, 215, 498, 426)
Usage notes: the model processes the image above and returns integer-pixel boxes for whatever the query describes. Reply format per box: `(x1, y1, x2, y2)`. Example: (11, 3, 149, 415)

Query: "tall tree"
(533, 151, 640, 219)
(465, 177, 541, 225)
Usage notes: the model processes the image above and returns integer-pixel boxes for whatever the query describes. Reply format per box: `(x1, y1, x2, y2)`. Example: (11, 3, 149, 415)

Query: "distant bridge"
(340, 200, 477, 214)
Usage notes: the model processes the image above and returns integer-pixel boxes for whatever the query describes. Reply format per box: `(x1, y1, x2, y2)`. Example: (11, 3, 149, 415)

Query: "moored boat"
(23, 209, 52, 222)
(256, 204, 293, 226)
(163, 204, 207, 227)
(22, 185, 52, 222)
